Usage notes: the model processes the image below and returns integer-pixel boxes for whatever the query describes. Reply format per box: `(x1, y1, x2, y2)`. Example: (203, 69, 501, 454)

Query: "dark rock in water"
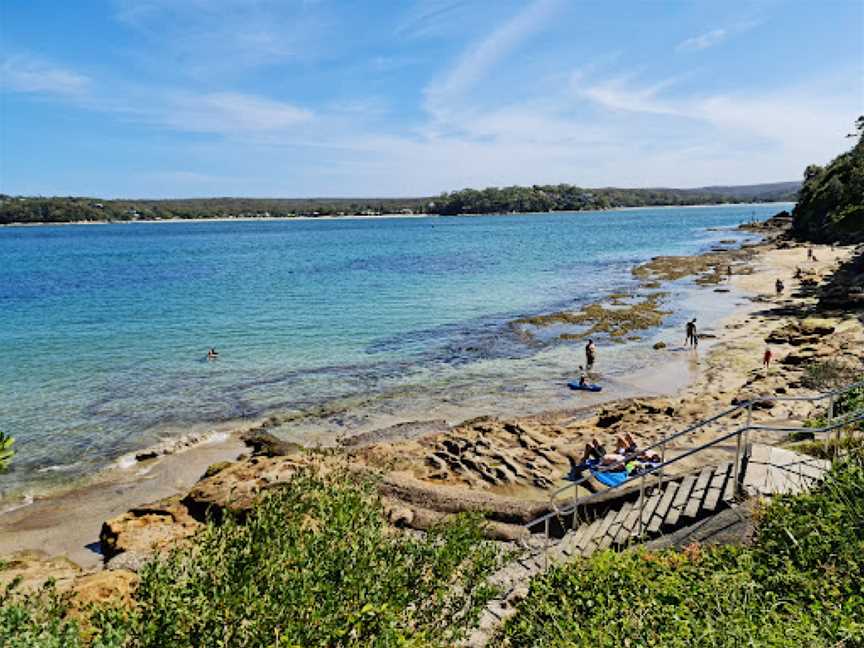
(713, 288, 731, 293)
(653, 341, 667, 350)
(240, 430, 301, 457)
(134, 449, 159, 462)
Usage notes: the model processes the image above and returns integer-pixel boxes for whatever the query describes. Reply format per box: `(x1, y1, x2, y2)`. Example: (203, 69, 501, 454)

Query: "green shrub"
(801, 360, 860, 391)
(0, 432, 14, 472)
(0, 578, 84, 648)
(499, 451, 864, 647)
(1, 469, 503, 647)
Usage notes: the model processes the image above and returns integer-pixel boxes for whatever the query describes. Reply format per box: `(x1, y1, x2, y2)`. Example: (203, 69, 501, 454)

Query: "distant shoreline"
(0, 201, 793, 228)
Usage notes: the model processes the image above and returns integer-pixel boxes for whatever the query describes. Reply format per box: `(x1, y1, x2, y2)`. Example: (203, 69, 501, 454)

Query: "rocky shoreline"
(3, 226, 863, 610)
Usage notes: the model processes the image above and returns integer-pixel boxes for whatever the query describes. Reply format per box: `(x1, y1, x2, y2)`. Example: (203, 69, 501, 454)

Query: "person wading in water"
(585, 339, 596, 371)
(685, 318, 698, 348)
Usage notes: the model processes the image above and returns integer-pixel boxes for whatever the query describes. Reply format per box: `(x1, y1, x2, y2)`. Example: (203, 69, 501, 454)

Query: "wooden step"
(665, 474, 696, 526)
(683, 466, 715, 519)
(704, 462, 731, 511)
(597, 502, 632, 551)
(639, 490, 664, 531)
(615, 506, 642, 546)
(585, 508, 617, 553)
(564, 517, 600, 555)
(648, 481, 679, 533)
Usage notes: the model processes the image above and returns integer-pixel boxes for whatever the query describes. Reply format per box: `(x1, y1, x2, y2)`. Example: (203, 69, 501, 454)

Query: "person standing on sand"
(585, 339, 596, 371)
(763, 347, 773, 370)
(775, 278, 784, 295)
(807, 247, 814, 262)
(685, 319, 698, 348)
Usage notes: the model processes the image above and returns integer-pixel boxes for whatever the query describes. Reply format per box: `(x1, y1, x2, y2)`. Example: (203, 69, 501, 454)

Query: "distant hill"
(679, 181, 801, 201)
(0, 181, 799, 224)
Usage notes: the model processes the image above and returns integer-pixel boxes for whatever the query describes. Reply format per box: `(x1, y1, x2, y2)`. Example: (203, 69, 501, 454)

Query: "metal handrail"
(548, 379, 864, 507)
(528, 380, 864, 541)
(528, 411, 864, 536)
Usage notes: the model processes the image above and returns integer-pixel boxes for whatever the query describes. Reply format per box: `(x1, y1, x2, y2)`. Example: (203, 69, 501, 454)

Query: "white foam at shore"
(0, 492, 34, 514)
(113, 428, 235, 471)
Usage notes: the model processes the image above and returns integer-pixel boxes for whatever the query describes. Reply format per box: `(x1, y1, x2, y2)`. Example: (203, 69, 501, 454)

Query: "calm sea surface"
(0, 204, 789, 498)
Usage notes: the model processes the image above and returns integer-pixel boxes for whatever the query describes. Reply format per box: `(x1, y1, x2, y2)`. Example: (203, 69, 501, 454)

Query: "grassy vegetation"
(498, 448, 864, 647)
(0, 470, 503, 647)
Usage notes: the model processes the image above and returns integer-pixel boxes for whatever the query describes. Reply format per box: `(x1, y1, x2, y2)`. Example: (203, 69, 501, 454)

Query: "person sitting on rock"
(575, 438, 625, 468)
(615, 433, 638, 456)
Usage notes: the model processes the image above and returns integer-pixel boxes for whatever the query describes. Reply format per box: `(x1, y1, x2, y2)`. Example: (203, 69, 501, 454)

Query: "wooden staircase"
(554, 461, 736, 559)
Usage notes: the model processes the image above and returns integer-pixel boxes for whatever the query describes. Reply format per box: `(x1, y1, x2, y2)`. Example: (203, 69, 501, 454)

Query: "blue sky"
(1, 0, 862, 198)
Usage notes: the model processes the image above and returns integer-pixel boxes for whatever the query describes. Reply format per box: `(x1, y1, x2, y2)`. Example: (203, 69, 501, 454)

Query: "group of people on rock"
(568, 433, 663, 480)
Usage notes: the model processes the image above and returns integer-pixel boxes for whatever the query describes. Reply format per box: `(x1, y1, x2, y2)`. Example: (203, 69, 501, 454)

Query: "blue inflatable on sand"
(568, 381, 602, 392)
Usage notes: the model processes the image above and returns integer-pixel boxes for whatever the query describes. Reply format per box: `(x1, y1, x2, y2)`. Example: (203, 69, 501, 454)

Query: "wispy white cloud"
(0, 55, 91, 97)
(396, 0, 481, 40)
(423, 0, 563, 128)
(677, 18, 763, 53)
(155, 92, 313, 134)
(677, 28, 727, 51)
(111, 0, 332, 78)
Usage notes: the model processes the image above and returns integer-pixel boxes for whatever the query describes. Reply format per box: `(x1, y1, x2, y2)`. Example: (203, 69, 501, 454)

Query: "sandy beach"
(1, 226, 857, 576)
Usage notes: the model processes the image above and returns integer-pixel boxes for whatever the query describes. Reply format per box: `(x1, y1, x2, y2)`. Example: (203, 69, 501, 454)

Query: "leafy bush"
(0, 432, 14, 472)
(802, 360, 861, 391)
(499, 451, 864, 647)
(0, 578, 84, 648)
(0, 470, 502, 647)
(803, 378, 864, 433)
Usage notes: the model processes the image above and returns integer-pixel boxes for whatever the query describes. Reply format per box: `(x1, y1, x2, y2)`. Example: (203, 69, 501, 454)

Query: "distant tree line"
(0, 196, 430, 225)
(432, 183, 798, 215)
(792, 116, 864, 243)
(0, 182, 799, 225)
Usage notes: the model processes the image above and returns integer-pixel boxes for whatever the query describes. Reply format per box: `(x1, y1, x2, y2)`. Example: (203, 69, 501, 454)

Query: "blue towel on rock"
(591, 468, 629, 487)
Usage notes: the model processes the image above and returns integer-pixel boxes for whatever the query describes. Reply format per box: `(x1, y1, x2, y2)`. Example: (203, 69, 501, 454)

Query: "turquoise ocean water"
(0, 204, 789, 499)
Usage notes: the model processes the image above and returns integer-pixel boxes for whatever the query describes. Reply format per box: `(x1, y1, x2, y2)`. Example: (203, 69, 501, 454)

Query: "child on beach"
(763, 347, 773, 369)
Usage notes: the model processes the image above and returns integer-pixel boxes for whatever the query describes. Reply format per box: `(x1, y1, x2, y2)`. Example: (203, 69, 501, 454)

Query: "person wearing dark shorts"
(585, 339, 596, 370)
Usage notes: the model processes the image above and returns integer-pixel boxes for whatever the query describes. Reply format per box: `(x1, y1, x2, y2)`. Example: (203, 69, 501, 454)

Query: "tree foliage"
(0, 182, 799, 224)
(793, 116, 864, 243)
(0, 469, 503, 647)
(434, 182, 798, 215)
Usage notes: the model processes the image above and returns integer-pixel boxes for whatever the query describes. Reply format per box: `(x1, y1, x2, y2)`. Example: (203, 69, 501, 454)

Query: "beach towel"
(590, 468, 629, 488)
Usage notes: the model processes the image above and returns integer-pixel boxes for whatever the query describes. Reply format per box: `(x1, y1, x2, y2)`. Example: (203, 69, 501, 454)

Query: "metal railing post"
(732, 428, 742, 497)
(658, 436, 667, 493)
(638, 473, 646, 538)
(745, 402, 753, 448)
(544, 518, 550, 569)
(828, 394, 838, 458)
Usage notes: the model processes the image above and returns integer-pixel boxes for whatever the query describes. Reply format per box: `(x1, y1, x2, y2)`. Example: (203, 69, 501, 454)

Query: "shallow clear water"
(0, 204, 789, 496)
